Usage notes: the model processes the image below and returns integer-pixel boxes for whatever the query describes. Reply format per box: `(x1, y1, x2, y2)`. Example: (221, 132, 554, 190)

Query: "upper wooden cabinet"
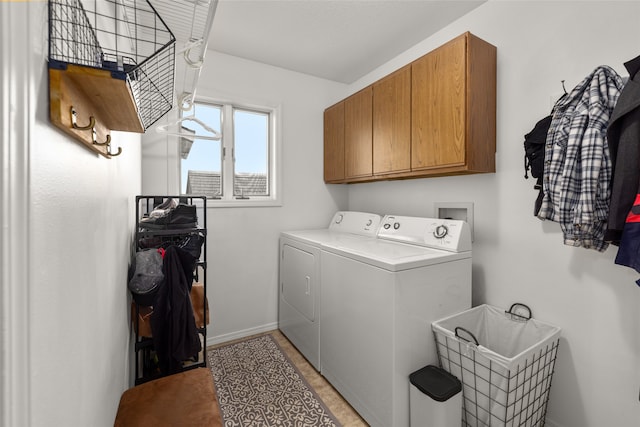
(324, 31, 496, 183)
(345, 87, 373, 179)
(412, 32, 496, 175)
(373, 65, 411, 176)
(324, 102, 346, 183)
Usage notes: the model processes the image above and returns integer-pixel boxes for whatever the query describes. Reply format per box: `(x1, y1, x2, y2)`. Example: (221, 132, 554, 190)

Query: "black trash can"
(409, 365, 462, 427)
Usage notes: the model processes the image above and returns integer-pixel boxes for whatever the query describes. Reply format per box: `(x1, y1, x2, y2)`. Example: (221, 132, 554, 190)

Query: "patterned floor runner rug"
(208, 334, 341, 427)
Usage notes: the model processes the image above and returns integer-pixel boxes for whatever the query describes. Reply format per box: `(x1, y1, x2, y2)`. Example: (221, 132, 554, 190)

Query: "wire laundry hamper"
(432, 304, 561, 427)
(48, 0, 175, 130)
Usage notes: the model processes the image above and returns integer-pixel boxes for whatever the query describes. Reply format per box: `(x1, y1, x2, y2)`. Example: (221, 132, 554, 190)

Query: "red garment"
(615, 194, 640, 285)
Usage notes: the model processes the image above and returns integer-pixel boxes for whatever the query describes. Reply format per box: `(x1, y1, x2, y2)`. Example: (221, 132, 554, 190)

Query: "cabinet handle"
(305, 276, 311, 295)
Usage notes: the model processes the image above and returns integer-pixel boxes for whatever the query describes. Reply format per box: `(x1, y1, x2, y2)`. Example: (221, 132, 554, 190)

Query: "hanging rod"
(147, 0, 218, 110)
(149, 0, 220, 139)
(176, 0, 218, 112)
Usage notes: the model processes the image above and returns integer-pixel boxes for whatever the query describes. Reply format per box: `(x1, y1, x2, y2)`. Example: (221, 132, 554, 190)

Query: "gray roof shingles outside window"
(185, 171, 267, 198)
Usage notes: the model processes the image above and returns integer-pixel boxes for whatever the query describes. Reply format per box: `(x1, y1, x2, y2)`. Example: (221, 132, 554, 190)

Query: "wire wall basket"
(48, 0, 176, 130)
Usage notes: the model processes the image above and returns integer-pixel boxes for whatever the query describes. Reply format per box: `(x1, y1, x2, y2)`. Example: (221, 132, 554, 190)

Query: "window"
(180, 100, 280, 206)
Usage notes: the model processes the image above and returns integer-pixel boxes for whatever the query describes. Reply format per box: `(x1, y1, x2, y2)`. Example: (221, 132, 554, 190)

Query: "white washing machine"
(320, 215, 472, 427)
(278, 211, 382, 370)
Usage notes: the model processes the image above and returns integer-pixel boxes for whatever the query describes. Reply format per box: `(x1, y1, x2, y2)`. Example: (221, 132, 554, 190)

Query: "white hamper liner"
(432, 304, 561, 427)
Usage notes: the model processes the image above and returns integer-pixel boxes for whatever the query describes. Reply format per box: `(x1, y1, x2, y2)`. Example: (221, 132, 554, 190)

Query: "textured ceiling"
(206, 0, 485, 84)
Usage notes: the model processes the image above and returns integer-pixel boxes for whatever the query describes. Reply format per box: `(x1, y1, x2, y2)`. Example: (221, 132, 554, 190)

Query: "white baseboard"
(206, 322, 279, 347)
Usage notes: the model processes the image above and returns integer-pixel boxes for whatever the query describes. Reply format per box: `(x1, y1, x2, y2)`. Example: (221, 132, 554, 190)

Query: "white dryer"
(278, 211, 382, 370)
(320, 215, 472, 427)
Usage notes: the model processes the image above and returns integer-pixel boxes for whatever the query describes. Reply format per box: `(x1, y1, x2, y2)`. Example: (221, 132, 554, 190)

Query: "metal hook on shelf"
(70, 107, 95, 131)
(107, 145, 123, 157)
(90, 128, 122, 157)
(92, 128, 112, 146)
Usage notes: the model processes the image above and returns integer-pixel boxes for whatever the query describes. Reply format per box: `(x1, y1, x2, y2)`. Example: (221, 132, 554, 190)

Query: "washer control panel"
(328, 211, 382, 236)
(378, 215, 471, 252)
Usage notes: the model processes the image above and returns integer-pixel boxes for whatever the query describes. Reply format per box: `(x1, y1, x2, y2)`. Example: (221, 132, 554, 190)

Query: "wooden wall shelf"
(49, 63, 143, 158)
(47, 0, 176, 159)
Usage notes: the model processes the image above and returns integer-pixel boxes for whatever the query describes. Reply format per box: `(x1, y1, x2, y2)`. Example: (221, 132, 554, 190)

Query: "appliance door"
(320, 250, 394, 427)
(278, 237, 321, 370)
(320, 247, 472, 427)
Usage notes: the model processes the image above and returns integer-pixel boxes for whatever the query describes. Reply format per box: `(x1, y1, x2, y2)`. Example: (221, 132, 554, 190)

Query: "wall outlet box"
(434, 202, 474, 241)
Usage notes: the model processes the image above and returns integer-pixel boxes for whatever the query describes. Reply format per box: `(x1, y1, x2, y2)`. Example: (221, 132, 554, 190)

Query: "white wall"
(345, 2, 640, 426)
(2, 2, 141, 426)
(137, 2, 640, 425)
(142, 52, 348, 342)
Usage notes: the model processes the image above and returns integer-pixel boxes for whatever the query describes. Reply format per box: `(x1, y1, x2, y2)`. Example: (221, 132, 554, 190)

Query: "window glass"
(180, 100, 277, 205)
(181, 103, 223, 197)
(233, 108, 269, 197)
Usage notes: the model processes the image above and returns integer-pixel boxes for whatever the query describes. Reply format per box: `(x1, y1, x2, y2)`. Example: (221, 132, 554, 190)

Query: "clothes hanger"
(156, 115, 221, 140)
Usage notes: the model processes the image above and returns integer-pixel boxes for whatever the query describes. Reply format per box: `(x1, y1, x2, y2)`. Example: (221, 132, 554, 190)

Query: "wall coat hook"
(70, 107, 95, 131)
(107, 145, 123, 157)
(91, 128, 122, 158)
(92, 128, 112, 146)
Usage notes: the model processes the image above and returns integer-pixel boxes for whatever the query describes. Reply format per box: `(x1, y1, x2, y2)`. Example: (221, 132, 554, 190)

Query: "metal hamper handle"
(506, 303, 532, 321)
(455, 327, 479, 346)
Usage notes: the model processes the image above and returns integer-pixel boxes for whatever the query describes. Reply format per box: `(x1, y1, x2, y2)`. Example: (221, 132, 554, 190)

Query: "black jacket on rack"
(150, 245, 201, 374)
(606, 54, 640, 244)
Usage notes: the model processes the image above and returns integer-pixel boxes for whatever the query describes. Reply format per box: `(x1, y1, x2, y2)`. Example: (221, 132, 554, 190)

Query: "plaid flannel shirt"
(537, 66, 624, 251)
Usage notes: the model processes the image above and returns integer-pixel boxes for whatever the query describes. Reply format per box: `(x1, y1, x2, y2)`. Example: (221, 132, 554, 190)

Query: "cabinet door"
(324, 101, 345, 183)
(373, 65, 411, 175)
(345, 87, 373, 179)
(412, 34, 466, 170)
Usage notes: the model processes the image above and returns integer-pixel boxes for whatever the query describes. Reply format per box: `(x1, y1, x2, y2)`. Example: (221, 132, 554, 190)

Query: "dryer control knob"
(434, 224, 448, 239)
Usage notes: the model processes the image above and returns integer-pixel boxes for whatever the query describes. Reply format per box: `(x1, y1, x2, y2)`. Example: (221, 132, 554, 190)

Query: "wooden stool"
(114, 368, 222, 427)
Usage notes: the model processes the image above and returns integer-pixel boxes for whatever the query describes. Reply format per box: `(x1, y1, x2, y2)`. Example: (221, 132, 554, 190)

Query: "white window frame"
(180, 97, 282, 208)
